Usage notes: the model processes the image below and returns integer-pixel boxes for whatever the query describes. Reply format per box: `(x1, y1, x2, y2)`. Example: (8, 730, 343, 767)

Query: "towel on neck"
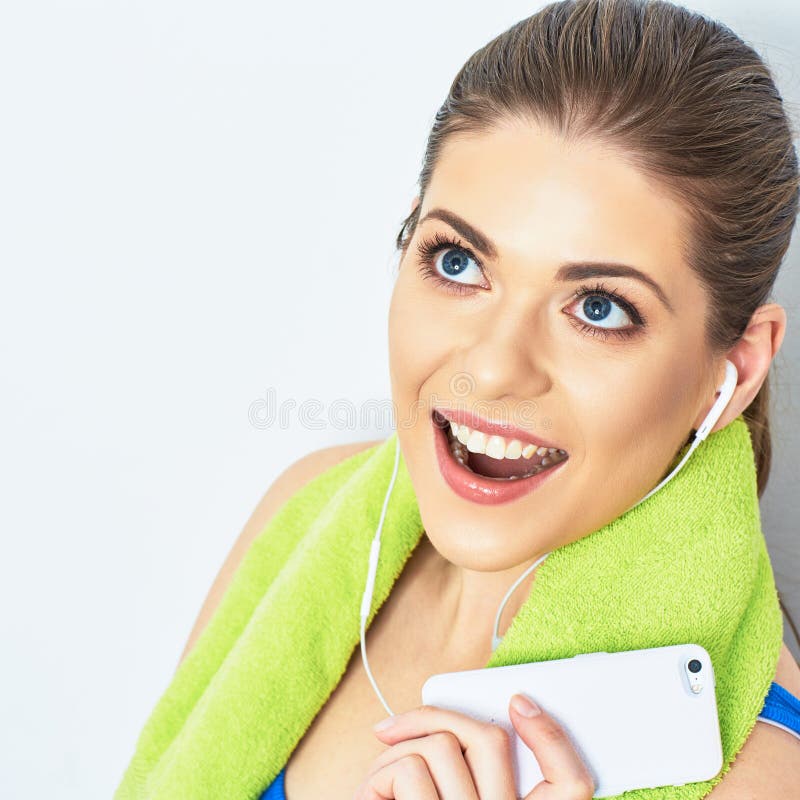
(114, 415, 783, 800)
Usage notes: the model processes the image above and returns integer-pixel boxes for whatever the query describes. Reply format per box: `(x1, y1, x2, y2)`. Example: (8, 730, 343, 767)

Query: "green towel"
(115, 414, 783, 799)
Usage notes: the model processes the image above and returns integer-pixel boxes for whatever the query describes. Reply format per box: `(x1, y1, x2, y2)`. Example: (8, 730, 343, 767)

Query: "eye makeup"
(414, 231, 648, 342)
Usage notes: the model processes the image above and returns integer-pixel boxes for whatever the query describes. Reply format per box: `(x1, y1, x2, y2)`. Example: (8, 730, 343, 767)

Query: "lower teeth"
(445, 431, 549, 480)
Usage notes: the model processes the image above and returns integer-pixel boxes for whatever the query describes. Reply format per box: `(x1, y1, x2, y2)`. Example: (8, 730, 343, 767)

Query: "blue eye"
(414, 230, 646, 341)
(566, 283, 644, 341)
(415, 232, 485, 293)
(439, 248, 479, 280)
(573, 293, 633, 328)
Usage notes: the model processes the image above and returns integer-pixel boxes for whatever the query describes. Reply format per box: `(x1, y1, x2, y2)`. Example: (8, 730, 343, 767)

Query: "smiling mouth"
(433, 409, 569, 480)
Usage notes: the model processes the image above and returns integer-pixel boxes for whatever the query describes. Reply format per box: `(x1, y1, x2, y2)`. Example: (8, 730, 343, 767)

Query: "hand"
(354, 692, 595, 799)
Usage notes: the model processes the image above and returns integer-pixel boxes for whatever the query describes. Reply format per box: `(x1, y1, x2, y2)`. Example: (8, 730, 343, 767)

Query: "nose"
(457, 295, 554, 406)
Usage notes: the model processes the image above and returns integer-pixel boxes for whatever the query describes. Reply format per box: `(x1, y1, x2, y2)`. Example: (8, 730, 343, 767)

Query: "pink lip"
(432, 411, 568, 505)
(433, 406, 565, 453)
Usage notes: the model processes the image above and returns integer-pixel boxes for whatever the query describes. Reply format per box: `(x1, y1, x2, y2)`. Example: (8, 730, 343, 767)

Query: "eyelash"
(414, 232, 647, 342)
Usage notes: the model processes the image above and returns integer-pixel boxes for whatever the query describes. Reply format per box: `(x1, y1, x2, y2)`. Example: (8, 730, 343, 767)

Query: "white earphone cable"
(359, 359, 738, 716)
(491, 551, 551, 653)
(359, 434, 401, 717)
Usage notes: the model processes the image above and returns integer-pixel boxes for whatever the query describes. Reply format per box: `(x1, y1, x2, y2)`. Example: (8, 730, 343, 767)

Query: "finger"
(373, 705, 516, 800)
(508, 693, 596, 800)
(366, 731, 479, 800)
(355, 752, 440, 800)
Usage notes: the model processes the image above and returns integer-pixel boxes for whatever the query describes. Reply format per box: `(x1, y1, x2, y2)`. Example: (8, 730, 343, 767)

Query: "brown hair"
(394, 0, 799, 641)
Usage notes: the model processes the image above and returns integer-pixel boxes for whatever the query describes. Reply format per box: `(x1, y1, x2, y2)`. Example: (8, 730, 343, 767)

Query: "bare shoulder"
(276, 438, 386, 494)
(704, 641, 800, 797)
(231, 438, 385, 549)
(176, 438, 384, 666)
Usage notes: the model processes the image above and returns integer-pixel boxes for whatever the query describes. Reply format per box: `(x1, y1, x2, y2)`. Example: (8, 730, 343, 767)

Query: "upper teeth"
(448, 420, 566, 461)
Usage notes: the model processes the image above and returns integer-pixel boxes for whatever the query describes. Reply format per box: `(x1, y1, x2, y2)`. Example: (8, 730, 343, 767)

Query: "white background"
(1, 2, 798, 797)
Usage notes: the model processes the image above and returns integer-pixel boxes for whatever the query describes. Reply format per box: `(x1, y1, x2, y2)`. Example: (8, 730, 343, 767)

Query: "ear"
(692, 303, 787, 435)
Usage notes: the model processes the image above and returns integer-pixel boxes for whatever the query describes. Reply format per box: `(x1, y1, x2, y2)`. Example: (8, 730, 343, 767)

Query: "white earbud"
(694, 359, 739, 442)
(360, 359, 739, 714)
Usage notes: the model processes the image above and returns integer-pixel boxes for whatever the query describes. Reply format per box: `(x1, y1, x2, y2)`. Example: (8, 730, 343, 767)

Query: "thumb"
(509, 692, 544, 736)
(508, 692, 596, 798)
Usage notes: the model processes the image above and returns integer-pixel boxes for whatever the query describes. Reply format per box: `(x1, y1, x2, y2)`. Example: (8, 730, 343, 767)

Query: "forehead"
(424, 122, 691, 281)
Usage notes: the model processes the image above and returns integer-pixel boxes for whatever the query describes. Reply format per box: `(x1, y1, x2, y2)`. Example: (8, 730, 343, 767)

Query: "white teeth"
(521, 444, 536, 459)
(485, 435, 506, 459)
(436, 412, 568, 467)
(441, 420, 568, 481)
(466, 430, 487, 453)
(447, 431, 539, 477)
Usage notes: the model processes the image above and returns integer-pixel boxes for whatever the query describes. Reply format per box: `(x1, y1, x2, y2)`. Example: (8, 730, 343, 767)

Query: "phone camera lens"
(688, 659, 702, 673)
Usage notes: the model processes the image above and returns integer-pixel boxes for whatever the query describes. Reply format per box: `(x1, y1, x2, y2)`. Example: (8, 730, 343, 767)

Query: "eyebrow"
(418, 207, 675, 315)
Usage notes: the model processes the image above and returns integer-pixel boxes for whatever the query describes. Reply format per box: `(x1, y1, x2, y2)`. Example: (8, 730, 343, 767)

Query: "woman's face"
(388, 121, 719, 572)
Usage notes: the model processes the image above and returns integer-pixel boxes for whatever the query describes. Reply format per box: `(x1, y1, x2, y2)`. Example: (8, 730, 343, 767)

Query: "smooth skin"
(362, 699, 595, 799)
(179, 440, 800, 799)
(176, 440, 384, 666)
(180, 435, 800, 798)
(362, 119, 800, 797)
(178, 119, 800, 797)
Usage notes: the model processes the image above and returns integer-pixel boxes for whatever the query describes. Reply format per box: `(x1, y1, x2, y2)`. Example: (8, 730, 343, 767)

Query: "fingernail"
(511, 693, 541, 717)
(373, 716, 396, 732)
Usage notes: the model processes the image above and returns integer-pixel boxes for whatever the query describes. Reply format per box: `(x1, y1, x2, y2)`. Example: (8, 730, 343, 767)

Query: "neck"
(412, 534, 547, 660)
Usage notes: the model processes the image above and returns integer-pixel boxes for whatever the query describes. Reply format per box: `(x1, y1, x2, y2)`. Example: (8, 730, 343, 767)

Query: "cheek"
(569, 355, 697, 471)
(629, 357, 701, 440)
(387, 281, 433, 427)
(388, 279, 449, 383)
(388, 284, 419, 385)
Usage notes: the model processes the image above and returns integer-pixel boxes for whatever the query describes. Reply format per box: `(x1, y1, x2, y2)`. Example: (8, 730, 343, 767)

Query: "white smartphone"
(421, 643, 723, 798)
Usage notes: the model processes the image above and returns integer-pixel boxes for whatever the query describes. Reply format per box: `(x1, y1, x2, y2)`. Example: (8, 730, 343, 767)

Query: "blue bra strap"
(756, 681, 800, 742)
